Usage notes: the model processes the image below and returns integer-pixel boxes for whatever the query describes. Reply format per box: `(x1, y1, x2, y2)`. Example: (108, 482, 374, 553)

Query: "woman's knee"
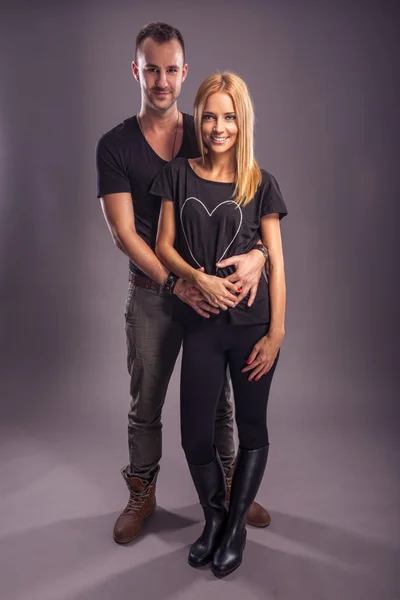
(237, 421, 269, 451)
(181, 435, 215, 465)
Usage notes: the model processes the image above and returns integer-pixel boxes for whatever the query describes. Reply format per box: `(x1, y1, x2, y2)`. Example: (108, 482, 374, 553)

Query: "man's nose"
(156, 70, 168, 88)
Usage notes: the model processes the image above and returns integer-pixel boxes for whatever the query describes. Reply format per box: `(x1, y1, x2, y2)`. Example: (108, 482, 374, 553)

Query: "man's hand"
(216, 249, 267, 307)
(174, 278, 220, 318)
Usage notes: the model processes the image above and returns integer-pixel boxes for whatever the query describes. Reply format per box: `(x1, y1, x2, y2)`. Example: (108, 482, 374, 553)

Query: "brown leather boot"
(226, 467, 271, 528)
(113, 468, 158, 544)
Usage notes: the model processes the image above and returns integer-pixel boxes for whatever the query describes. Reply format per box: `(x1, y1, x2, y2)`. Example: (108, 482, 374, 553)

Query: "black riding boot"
(212, 445, 269, 578)
(187, 452, 227, 568)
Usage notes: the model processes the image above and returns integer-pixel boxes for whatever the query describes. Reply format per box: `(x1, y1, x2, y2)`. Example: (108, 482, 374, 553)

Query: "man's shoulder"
(97, 116, 138, 151)
(168, 156, 188, 172)
(183, 112, 195, 132)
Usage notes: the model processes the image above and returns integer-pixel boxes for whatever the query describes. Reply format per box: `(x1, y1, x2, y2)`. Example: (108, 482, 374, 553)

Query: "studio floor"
(1, 367, 399, 600)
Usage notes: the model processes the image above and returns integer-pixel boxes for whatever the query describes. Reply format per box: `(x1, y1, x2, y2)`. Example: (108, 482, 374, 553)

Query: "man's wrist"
(251, 243, 269, 261)
(163, 272, 179, 294)
(173, 277, 186, 295)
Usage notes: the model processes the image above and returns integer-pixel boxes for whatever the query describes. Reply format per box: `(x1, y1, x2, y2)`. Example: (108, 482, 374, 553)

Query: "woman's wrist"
(190, 268, 203, 287)
(267, 326, 285, 342)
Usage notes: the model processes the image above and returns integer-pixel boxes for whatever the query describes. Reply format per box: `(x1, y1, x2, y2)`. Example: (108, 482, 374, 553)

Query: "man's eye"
(168, 68, 178, 73)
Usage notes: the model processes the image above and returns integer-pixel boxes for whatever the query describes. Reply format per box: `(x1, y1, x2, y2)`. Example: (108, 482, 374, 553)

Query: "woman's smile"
(202, 91, 238, 154)
(210, 135, 230, 144)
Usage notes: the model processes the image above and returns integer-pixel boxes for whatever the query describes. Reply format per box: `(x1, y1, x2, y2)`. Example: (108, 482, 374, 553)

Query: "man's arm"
(100, 192, 169, 285)
(100, 192, 219, 318)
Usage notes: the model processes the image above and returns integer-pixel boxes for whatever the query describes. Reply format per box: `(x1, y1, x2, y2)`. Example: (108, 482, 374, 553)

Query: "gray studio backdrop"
(1, 1, 399, 600)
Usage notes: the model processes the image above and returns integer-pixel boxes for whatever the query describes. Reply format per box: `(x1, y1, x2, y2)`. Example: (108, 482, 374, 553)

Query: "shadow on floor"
(1, 507, 399, 600)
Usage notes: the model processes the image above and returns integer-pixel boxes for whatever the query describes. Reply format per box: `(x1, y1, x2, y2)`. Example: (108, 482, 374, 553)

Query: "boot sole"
(211, 531, 247, 578)
(188, 557, 211, 568)
(113, 504, 156, 544)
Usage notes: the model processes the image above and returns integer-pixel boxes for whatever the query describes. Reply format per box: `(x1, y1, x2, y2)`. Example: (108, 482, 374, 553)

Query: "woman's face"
(201, 92, 238, 157)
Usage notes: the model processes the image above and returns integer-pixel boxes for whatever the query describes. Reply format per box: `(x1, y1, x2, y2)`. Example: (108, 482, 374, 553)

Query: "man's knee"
(128, 362, 170, 423)
(215, 397, 234, 422)
(215, 380, 233, 419)
(128, 400, 163, 429)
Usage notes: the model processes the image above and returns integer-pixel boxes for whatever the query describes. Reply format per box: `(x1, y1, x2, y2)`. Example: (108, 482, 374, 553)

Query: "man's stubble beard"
(145, 89, 180, 114)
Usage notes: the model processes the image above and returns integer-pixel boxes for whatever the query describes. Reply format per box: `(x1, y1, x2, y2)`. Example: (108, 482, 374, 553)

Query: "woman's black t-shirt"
(150, 157, 288, 326)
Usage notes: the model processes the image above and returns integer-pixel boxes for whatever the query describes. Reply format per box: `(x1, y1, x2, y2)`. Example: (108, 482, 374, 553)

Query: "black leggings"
(180, 321, 279, 466)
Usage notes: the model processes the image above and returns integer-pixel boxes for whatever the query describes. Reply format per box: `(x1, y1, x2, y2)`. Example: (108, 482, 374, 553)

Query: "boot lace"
(125, 485, 152, 514)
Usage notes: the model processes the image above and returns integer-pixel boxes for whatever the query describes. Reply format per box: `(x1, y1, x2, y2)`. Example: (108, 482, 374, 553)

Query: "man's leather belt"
(129, 272, 162, 293)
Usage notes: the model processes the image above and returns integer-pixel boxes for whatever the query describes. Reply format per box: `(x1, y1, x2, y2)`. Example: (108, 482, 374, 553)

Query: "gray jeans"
(124, 282, 236, 481)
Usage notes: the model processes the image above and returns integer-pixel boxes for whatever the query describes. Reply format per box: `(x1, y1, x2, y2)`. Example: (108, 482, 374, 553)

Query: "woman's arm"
(261, 213, 286, 337)
(156, 199, 239, 310)
(156, 198, 198, 285)
(242, 213, 286, 381)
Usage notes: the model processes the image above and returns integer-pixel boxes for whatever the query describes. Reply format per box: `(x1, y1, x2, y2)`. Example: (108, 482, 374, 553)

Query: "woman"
(151, 72, 287, 577)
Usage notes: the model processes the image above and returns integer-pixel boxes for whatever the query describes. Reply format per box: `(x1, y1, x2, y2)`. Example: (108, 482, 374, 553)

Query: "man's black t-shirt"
(150, 157, 288, 326)
(96, 113, 199, 277)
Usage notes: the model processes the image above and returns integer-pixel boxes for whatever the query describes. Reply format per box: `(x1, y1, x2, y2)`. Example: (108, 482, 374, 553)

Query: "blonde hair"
(193, 72, 262, 207)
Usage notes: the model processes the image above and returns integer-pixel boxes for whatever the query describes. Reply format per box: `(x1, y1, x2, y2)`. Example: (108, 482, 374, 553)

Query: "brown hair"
(135, 22, 185, 60)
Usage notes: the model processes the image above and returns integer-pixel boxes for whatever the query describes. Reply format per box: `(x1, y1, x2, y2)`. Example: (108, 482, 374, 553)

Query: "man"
(96, 22, 271, 545)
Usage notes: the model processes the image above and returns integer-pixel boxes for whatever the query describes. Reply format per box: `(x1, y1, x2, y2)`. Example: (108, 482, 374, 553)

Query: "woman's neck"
(203, 150, 236, 181)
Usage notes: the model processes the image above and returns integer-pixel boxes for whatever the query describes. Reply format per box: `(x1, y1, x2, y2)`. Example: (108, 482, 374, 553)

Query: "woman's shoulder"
(259, 168, 278, 186)
(257, 168, 283, 196)
(257, 167, 287, 216)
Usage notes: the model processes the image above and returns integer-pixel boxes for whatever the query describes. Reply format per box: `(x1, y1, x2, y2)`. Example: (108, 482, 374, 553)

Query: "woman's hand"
(216, 248, 266, 307)
(193, 270, 240, 310)
(241, 331, 284, 381)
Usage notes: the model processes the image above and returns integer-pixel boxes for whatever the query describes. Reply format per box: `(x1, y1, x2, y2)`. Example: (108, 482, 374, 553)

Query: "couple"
(96, 22, 287, 578)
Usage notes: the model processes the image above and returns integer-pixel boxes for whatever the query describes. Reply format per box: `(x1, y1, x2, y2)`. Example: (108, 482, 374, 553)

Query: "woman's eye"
(203, 115, 213, 120)
(226, 115, 236, 120)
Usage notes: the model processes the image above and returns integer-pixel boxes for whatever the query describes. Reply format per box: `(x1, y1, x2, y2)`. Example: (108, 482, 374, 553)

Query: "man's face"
(132, 38, 188, 112)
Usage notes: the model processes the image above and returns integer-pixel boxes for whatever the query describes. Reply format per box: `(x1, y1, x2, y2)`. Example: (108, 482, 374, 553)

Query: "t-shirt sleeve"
(149, 163, 175, 201)
(260, 172, 288, 220)
(95, 134, 130, 198)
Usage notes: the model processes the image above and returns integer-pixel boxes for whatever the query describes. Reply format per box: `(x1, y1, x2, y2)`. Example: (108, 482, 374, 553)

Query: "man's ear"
(132, 61, 140, 82)
(181, 63, 188, 83)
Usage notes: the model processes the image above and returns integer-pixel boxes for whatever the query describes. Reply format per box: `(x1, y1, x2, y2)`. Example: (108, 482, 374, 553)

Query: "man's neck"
(138, 103, 180, 132)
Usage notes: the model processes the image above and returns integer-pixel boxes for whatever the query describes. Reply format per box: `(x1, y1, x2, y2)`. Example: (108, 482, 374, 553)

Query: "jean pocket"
(124, 284, 136, 320)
